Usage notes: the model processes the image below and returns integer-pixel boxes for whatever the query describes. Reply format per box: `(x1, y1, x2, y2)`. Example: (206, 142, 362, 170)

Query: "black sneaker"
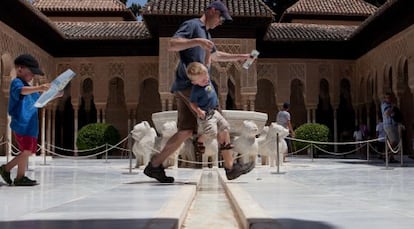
(225, 161, 255, 180)
(0, 164, 12, 185)
(143, 162, 174, 183)
(14, 176, 37, 186)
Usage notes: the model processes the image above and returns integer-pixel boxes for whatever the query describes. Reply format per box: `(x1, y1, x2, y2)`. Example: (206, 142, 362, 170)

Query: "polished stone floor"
(1, 156, 414, 229)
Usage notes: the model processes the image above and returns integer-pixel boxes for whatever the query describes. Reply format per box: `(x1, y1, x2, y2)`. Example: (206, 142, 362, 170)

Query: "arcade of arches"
(1, 24, 414, 157)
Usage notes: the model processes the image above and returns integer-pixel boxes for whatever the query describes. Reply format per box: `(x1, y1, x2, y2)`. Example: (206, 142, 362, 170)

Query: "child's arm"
(21, 83, 50, 95)
(190, 102, 206, 120)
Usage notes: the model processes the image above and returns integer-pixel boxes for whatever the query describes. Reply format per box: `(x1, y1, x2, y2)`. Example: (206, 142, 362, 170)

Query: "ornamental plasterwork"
(140, 63, 158, 80)
(109, 63, 125, 79)
(381, 37, 407, 64)
(257, 63, 276, 81)
(79, 63, 94, 78)
(289, 63, 305, 83)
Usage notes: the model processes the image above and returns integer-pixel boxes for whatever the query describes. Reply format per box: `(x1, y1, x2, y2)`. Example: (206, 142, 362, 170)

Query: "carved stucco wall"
(356, 24, 414, 154)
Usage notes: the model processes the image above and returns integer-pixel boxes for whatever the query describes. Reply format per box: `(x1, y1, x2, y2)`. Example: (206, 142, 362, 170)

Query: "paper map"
(34, 69, 76, 108)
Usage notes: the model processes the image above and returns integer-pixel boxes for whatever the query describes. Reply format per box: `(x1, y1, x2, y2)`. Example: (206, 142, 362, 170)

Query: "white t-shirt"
(353, 130, 363, 141)
(376, 122, 386, 142)
(276, 110, 290, 129)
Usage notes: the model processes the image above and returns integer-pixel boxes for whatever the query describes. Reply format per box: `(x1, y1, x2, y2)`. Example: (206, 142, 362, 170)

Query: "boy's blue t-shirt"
(8, 77, 40, 137)
(190, 82, 218, 112)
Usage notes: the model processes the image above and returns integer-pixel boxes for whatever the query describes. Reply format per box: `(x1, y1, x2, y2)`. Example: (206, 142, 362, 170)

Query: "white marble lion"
(158, 121, 182, 168)
(202, 137, 219, 168)
(257, 122, 289, 167)
(131, 121, 157, 168)
(233, 120, 260, 164)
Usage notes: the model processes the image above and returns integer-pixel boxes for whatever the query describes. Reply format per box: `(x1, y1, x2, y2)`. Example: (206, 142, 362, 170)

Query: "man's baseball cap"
(14, 54, 45, 76)
(207, 1, 232, 22)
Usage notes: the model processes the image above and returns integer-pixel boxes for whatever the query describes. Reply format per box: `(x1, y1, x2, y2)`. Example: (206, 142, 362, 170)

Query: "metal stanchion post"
(366, 142, 369, 161)
(104, 143, 109, 163)
(399, 125, 403, 166)
(271, 133, 286, 175)
(123, 133, 138, 175)
(382, 137, 393, 170)
(276, 133, 280, 174)
(41, 146, 49, 166)
(311, 144, 314, 162)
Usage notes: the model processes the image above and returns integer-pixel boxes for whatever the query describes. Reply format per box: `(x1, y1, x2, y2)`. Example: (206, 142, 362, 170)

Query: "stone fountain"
(151, 110, 268, 136)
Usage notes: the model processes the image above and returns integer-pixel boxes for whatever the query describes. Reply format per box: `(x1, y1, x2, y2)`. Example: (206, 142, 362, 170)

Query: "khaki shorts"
(175, 88, 197, 132)
(198, 110, 230, 139)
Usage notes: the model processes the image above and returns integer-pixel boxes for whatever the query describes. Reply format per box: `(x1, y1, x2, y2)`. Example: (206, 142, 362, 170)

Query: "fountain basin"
(152, 110, 268, 135)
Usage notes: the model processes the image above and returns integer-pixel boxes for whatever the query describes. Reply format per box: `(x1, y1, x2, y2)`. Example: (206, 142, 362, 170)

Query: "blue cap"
(207, 1, 232, 22)
(14, 54, 44, 75)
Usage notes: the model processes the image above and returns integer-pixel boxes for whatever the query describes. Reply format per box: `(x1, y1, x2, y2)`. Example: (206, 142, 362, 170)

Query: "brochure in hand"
(34, 69, 76, 108)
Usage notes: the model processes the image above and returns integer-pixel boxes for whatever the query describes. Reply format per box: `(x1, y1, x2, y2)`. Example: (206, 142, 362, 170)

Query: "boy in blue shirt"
(186, 62, 255, 179)
(0, 54, 55, 186)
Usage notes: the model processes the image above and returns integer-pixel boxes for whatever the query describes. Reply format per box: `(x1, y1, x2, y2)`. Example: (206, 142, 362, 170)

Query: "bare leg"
(4, 150, 31, 179)
(151, 129, 193, 167)
(221, 149, 233, 169)
(218, 129, 233, 169)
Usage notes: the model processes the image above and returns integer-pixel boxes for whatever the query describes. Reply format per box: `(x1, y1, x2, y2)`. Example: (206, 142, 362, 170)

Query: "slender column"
(161, 99, 167, 111)
(102, 109, 106, 123)
(7, 115, 12, 161)
(51, 108, 56, 152)
(97, 109, 102, 123)
(41, 108, 46, 157)
(73, 107, 79, 155)
(220, 94, 226, 110)
(47, 108, 52, 152)
(307, 108, 311, 123)
(355, 106, 360, 125)
(312, 109, 316, 123)
(334, 109, 338, 153)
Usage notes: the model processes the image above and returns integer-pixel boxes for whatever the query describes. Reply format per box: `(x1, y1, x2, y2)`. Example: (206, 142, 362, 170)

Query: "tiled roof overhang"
(0, 0, 65, 54)
(264, 23, 356, 42)
(33, 0, 136, 21)
(260, 0, 413, 59)
(55, 22, 151, 40)
(141, 0, 274, 38)
(281, 0, 377, 22)
(2, 0, 413, 59)
(350, 0, 414, 57)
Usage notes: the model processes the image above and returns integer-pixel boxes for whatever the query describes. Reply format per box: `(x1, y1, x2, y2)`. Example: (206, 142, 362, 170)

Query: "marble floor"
(1, 156, 414, 229)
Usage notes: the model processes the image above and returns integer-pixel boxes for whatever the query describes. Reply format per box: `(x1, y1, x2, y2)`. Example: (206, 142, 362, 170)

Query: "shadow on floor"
(0, 218, 178, 229)
(252, 218, 338, 229)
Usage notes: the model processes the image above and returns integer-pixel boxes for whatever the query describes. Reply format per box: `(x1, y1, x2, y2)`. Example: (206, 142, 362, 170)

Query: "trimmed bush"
(293, 123, 329, 151)
(76, 123, 120, 157)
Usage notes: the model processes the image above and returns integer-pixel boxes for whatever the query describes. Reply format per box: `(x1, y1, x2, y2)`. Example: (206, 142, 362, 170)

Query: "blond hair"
(186, 62, 207, 81)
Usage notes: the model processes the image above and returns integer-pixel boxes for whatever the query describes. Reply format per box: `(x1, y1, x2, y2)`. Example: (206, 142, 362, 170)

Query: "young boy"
(186, 62, 254, 180)
(0, 54, 53, 186)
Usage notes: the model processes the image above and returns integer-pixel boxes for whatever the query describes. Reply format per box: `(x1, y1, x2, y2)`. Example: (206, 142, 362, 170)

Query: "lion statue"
(233, 120, 260, 164)
(131, 121, 157, 168)
(257, 122, 289, 167)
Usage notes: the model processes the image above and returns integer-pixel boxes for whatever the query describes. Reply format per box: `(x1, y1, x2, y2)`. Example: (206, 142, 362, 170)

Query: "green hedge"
(76, 123, 120, 156)
(293, 123, 329, 151)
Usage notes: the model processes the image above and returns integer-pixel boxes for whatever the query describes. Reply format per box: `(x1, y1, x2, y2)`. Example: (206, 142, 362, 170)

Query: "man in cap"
(0, 54, 53, 186)
(144, 1, 255, 183)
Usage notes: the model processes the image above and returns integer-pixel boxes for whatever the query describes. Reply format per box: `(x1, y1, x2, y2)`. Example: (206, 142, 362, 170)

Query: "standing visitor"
(0, 54, 53, 186)
(381, 92, 400, 163)
(276, 102, 295, 161)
